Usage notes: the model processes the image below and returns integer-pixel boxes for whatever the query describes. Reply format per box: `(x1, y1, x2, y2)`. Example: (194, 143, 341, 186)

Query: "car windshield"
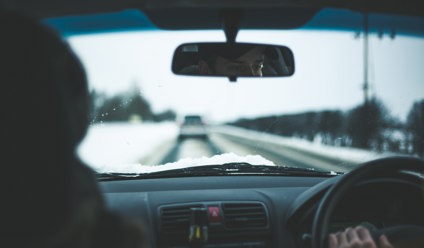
(63, 9, 424, 175)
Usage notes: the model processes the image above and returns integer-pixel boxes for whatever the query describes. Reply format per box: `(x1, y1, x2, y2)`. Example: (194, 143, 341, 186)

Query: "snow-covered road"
(78, 122, 397, 173)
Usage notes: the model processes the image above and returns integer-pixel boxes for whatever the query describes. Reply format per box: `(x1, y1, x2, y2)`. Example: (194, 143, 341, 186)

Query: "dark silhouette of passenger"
(0, 8, 149, 248)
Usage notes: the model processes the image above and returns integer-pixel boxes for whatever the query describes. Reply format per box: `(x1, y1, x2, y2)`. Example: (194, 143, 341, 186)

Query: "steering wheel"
(311, 156, 424, 248)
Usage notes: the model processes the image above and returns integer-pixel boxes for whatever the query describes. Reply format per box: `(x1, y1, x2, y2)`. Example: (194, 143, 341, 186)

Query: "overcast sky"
(68, 29, 424, 123)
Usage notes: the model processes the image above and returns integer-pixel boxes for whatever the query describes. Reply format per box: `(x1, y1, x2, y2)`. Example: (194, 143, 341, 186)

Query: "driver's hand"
(329, 226, 394, 248)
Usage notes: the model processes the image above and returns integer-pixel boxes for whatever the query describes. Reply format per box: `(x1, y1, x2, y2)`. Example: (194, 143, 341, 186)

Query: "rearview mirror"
(172, 43, 295, 81)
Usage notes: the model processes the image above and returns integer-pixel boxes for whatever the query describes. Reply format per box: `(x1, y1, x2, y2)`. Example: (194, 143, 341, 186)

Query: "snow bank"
(94, 152, 274, 174)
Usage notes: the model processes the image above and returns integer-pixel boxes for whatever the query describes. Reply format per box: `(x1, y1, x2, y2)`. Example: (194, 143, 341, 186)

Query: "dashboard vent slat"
(223, 203, 267, 229)
(160, 204, 202, 234)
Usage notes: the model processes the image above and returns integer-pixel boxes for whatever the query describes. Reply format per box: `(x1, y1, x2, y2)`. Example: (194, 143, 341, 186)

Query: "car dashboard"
(99, 172, 424, 248)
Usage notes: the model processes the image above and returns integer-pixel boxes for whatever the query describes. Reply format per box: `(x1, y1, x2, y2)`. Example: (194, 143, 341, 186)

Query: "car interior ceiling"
(1, 0, 424, 20)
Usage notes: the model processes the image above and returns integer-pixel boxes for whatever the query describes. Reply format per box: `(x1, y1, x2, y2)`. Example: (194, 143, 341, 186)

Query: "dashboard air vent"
(222, 202, 267, 229)
(160, 204, 202, 234)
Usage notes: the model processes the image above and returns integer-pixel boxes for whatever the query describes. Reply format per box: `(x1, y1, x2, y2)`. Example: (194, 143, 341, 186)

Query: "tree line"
(88, 86, 424, 158)
(230, 98, 424, 158)
(88, 87, 176, 124)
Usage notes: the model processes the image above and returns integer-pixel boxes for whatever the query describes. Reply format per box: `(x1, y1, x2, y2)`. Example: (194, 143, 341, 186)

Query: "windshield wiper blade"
(218, 162, 342, 176)
(96, 162, 342, 180)
(96, 173, 142, 180)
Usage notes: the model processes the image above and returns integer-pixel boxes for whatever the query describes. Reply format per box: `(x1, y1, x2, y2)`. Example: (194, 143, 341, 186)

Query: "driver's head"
(198, 44, 265, 77)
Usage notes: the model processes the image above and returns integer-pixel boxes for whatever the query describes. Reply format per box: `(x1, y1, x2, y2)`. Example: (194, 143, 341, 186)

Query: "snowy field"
(78, 122, 399, 173)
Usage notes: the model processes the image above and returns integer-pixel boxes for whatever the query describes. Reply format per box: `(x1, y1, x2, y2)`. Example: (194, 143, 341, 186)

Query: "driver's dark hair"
(202, 54, 219, 72)
(198, 43, 261, 71)
(198, 43, 259, 60)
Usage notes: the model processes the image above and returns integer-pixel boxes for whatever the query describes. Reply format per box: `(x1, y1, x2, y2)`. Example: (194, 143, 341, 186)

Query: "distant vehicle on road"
(178, 115, 208, 140)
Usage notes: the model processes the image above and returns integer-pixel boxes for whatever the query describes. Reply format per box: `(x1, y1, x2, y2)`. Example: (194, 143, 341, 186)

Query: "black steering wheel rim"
(311, 155, 424, 248)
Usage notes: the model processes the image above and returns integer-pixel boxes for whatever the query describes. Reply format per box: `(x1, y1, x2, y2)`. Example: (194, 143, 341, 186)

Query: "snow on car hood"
(92, 152, 274, 174)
